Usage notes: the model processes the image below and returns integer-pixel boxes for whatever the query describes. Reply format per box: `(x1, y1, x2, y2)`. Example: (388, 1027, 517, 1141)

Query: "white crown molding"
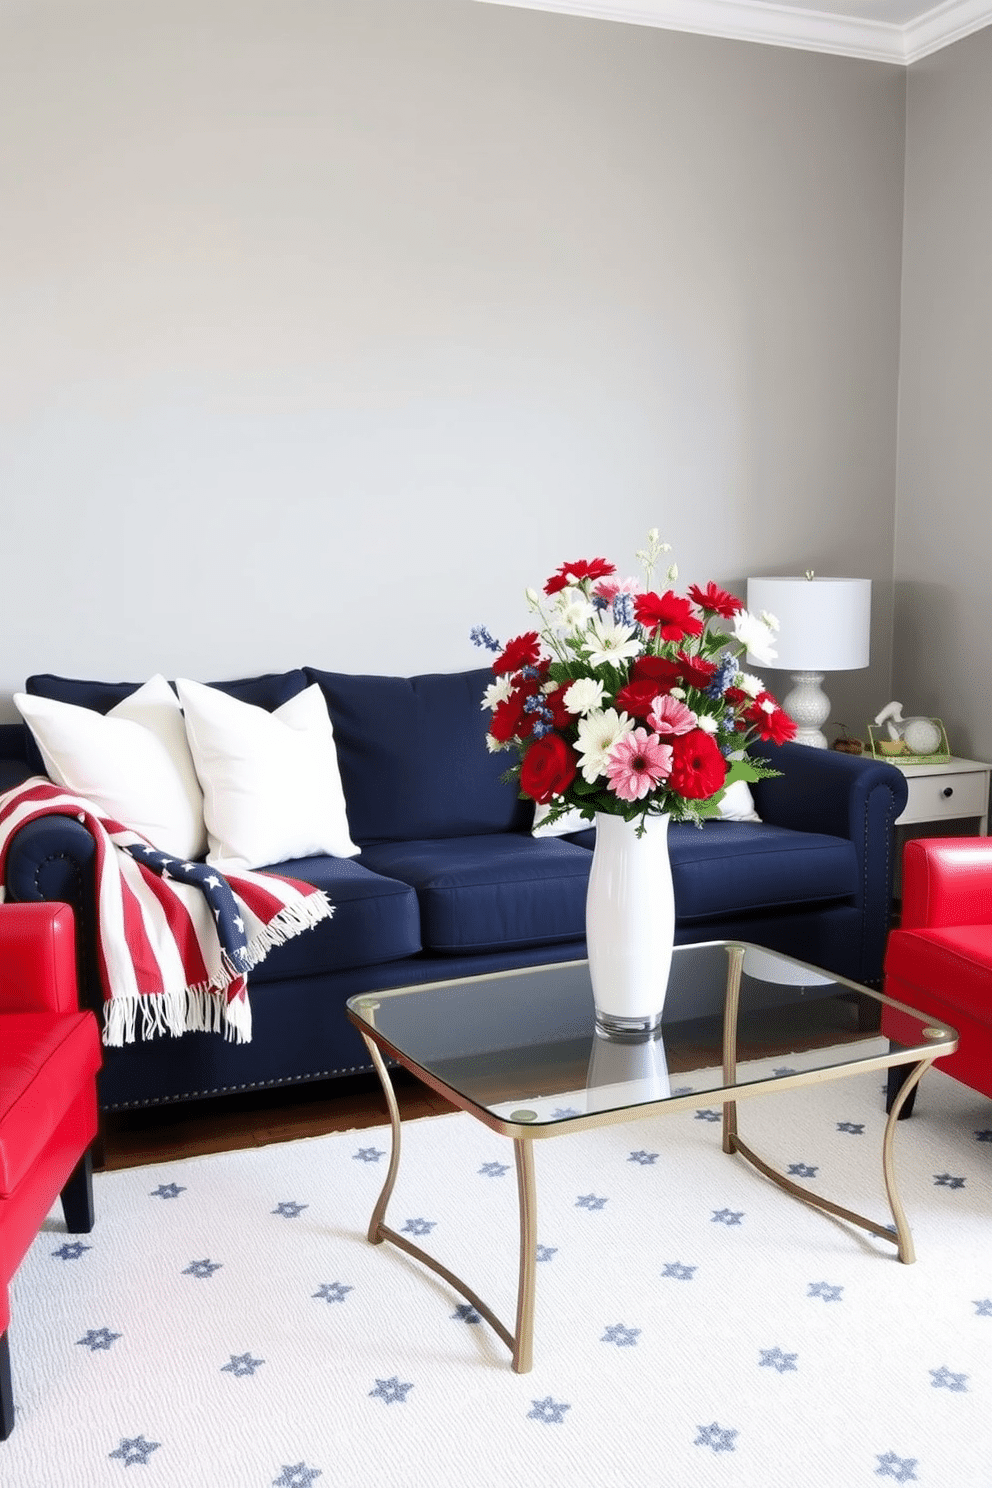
(477, 0, 992, 63)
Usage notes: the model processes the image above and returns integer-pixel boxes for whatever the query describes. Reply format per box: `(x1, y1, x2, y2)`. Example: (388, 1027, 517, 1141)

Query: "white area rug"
(5, 1068, 991, 1488)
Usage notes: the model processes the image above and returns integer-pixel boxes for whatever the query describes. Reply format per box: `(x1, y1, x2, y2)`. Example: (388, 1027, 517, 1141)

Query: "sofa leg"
(886, 1064, 919, 1120)
(60, 1150, 95, 1234)
(1, 1329, 13, 1441)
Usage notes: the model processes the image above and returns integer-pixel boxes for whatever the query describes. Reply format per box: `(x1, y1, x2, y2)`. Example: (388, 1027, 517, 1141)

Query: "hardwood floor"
(97, 1071, 456, 1171)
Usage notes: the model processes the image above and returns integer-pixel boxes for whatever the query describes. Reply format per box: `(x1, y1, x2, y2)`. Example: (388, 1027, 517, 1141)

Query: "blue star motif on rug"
(934, 1172, 966, 1188)
(788, 1162, 818, 1178)
(452, 1304, 482, 1324)
(77, 1328, 121, 1351)
(711, 1208, 743, 1226)
(671, 1085, 694, 1096)
(975, 1130, 992, 1142)
(536, 1245, 557, 1262)
(930, 1365, 968, 1391)
(628, 1150, 659, 1165)
(150, 1182, 185, 1199)
(695, 1109, 721, 1123)
(353, 1147, 386, 1163)
(183, 1258, 222, 1279)
(272, 1201, 308, 1218)
(973, 1299, 992, 1316)
(528, 1396, 570, 1424)
(662, 1261, 696, 1280)
(551, 1107, 580, 1118)
(575, 1193, 607, 1210)
(875, 1450, 918, 1481)
(759, 1347, 798, 1373)
(478, 1161, 510, 1177)
(773, 1067, 797, 1077)
(695, 1422, 737, 1452)
(602, 1323, 640, 1346)
(272, 1463, 322, 1486)
(222, 1353, 264, 1377)
(52, 1241, 91, 1261)
(109, 1435, 160, 1467)
(837, 1121, 865, 1134)
(313, 1282, 353, 1304)
(369, 1376, 413, 1404)
(402, 1217, 436, 1236)
(808, 1281, 843, 1302)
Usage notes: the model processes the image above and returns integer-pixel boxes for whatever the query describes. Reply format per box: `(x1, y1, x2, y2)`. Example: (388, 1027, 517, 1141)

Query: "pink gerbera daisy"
(647, 694, 697, 737)
(605, 728, 673, 802)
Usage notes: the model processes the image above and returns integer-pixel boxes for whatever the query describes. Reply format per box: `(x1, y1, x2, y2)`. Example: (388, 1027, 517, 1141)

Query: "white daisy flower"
(583, 615, 642, 670)
(732, 609, 779, 666)
(735, 672, 765, 699)
(553, 586, 596, 634)
(563, 677, 605, 716)
(481, 676, 513, 711)
(575, 708, 635, 783)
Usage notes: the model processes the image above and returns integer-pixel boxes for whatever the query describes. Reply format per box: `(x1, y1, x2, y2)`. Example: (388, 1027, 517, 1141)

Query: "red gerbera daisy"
(634, 590, 704, 643)
(628, 657, 680, 694)
(687, 582, 743, 618)
(746, 696, 798, 745)
(614, 679, 664, 721)
(667, 729, 728, 800)
(543, 557, 616, 595)
(493, 631, 541, 676)
(677, 653, 718, 690)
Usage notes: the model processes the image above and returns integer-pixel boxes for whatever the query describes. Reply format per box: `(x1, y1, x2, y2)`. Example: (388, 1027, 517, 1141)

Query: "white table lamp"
(745, 574, 871, 748)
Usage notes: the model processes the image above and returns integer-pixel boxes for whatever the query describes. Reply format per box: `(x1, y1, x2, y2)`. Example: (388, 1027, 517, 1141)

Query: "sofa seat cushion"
(357, 835, 592, 954)
(884, 925, 992, 1020)
(247, 856, 421, 983)
(667, 821, 859, 922)
(0, 1012, 102, 1198)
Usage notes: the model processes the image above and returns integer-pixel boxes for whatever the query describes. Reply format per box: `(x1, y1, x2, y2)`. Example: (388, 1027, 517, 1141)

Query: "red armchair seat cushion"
(0, 1013, 102, 1199)
(884, 925, 992, 1021)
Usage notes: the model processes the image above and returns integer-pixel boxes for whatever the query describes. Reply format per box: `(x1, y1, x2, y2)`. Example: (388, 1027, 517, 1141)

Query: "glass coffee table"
(347, 941, 957, 1373)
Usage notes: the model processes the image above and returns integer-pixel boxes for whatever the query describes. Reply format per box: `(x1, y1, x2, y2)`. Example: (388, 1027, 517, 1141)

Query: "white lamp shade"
(745, 576, 871, 672)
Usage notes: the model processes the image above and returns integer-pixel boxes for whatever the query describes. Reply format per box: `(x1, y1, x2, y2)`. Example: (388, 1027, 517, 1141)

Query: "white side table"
(891, 755, 990, 836)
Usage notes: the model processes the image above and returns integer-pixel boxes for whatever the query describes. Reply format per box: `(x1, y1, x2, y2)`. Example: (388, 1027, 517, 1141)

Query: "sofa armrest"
(752, 742, 908, 988)
(0, 902, 80, 1014)
(900, 838, 992, 931)
(751, 742, 908, 839)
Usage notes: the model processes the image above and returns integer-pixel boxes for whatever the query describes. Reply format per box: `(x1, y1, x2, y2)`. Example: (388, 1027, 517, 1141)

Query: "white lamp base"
(783, 671, 830, 749)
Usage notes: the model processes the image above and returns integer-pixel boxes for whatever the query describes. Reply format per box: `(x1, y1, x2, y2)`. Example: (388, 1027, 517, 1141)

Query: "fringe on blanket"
(102, 892, 333, 1048)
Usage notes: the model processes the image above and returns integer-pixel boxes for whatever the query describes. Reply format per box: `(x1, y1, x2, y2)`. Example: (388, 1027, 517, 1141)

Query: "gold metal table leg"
(726, 1055, 936, 1265)
(359, 1032, 537, 1372)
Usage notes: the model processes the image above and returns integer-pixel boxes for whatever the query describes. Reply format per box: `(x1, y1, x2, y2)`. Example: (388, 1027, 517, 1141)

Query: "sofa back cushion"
(304, 667, 531, 844)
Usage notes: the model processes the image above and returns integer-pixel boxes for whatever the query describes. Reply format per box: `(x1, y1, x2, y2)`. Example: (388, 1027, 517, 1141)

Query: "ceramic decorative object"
(585, 810, 674, 1036)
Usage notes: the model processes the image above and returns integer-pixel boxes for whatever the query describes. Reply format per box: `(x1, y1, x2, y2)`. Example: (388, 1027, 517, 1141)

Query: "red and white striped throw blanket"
(0, 779, 334, 1046)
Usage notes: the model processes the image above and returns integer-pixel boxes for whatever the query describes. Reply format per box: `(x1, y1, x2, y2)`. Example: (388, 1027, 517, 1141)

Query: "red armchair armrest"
(0, 904, 80, 1015)
(900, 837, 992, 931)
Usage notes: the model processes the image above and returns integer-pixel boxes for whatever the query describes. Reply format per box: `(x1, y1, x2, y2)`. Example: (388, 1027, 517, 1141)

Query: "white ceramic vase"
(585, 810, 675, 1037)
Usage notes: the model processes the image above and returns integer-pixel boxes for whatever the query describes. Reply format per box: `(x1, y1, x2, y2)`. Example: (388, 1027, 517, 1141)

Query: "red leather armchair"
(883, 837, 992, 1117)
(1, 903, 102, 1440)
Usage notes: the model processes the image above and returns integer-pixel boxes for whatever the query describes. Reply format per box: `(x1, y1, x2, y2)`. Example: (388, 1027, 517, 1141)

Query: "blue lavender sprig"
(612, 594, 635, 628)
(470, 625, 501, 653)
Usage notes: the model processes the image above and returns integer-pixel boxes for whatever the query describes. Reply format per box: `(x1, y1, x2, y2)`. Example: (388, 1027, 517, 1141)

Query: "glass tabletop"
(347, 941, 958, 1136)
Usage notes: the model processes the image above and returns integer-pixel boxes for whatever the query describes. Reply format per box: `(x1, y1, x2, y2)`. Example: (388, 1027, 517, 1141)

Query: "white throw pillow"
(531, 801, 591, 837)
(531, 778, 761, 833)
(14, 674, 208, 859)
(176, 678, 359, 870)
(717, 779, 762, 822)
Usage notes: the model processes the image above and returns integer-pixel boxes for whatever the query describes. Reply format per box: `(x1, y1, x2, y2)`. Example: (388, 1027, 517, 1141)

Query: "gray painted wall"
(896, 24, 992, 762)
(1, 0, 906, 730)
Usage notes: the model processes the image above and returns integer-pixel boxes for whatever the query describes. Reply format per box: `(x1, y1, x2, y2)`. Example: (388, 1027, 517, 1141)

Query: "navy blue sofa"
(0, 666, 908, 1113)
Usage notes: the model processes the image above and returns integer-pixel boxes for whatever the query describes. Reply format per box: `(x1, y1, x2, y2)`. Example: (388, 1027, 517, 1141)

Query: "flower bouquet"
(472, 531, 797, 834)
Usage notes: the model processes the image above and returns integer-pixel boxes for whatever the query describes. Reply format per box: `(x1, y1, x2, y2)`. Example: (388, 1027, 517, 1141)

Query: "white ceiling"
(479, 0, 992, 62)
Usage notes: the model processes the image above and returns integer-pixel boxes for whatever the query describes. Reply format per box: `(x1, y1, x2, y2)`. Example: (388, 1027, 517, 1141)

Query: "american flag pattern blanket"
(0, 779, 334, 1046)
